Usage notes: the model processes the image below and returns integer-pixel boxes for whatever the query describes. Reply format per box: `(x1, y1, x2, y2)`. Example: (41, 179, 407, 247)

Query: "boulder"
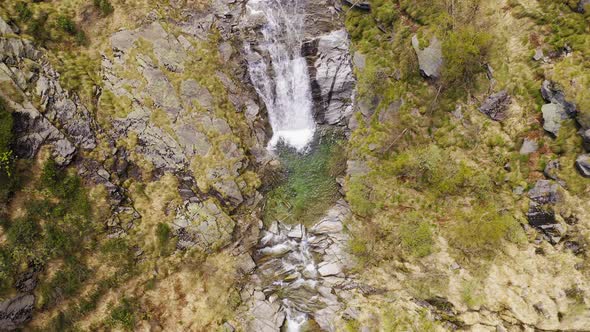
(577, 0, 590, 13)
(0, 294, 35, 331)
(575, 154, 590, 178)
(412, 35, 443, 79)
(479, 90, 511, 121)
(543, 160, 560, 181)
(533, 48, 544, 61)
(528, 180, 560, 205)
(520, 138, 538, 155)
(542, 103, 567, 136)
(541, 80, 577, 117)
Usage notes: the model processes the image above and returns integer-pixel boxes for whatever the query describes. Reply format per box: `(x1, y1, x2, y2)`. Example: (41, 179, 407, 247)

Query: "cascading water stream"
(245, 0, 316, 151)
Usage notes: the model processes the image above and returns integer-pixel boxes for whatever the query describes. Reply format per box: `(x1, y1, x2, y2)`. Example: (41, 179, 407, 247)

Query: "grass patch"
(263, 133, 346, 226)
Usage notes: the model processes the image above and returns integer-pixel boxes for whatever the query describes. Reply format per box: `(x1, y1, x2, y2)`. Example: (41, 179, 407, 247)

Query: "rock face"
(173, 199, 236, 252)
(306, 29, 355, 126)
(0, 22, 96, 165)
(412, 35, 443, 79)
(0, 294, 35, 331)
(526, 180, 565, 243)
(479, 90, 511, 121)
(576, 154, 590, 178)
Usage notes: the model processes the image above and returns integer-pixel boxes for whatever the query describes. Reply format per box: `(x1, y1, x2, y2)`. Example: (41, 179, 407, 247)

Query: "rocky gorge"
(0, 0, 589, 331)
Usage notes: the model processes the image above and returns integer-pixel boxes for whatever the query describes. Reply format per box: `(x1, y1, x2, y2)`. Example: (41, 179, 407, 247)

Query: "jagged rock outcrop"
(0, 294, 35, 331)
(479, 90, 511, 121)
(412, 35, 443, 79)
(526, 180, 565, 243)
(0, 19, 96, 165)
(540, 80, 578, 136)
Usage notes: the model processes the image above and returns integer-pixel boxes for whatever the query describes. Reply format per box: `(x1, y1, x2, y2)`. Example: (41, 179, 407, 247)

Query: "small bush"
(442, 26, 493, 87)
(109, 297, 137, 330)
(56, 16, 77, 35)
(399, 219, 434, 257)
(15, 2, 33, 22)
(28, 12, 51, 44)
(93, 0, 114, 16)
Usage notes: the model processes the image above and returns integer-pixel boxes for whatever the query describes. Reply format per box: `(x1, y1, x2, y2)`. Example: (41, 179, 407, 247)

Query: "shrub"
(0, 97, 13, 177)
(442, 26, 493, 87)
(15, 2, 33, 22)
(28, 12, 51, 44)
(399, 219, 434, 257)
(93, 0, 114, 16)
(56, 16, 77, 35)
(109, 297, 137, 330)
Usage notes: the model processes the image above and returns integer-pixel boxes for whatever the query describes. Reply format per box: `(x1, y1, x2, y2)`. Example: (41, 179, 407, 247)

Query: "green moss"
(108, 297, 138, 331)
(263, 134, 346, 226)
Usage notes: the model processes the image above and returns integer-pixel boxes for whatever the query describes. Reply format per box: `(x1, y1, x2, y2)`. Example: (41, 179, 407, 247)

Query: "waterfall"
(245, 0, 316, 152)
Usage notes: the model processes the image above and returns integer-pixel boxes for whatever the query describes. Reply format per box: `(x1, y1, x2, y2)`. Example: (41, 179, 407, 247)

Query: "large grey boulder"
(576, 154, 590, 178)
(479, 90, 511, 121)
(541, 80, 577, 117)
(0, 294, 35, 331)
(542, 103, 568, 136)
(412, 35, 443, 79)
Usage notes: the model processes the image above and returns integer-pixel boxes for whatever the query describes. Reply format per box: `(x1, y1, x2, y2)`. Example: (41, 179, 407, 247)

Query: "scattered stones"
(479, 90, 511, 121)
(0, 294, 35, 331)
(520, 138, 538, 155)
(575, 154, 590, 178)
(412, 35, 443, 79)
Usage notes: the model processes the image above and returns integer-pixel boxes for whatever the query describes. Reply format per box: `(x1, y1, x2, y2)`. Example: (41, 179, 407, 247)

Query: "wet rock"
(575, 154, 590, 178)
(520, 138, 538, 155)
(541, 80, 577, 117)
(318, 262, 342, 277)
(412, 35, 443, 79)
(249, 293, 285, 332)
(542, 103, 567, 136)
(342, 0, 371, 11)
(287, 224, 304, 239)
(479, 90, 511, 121)
(308, 29, 355, 126)
(0, 294, 35, 331)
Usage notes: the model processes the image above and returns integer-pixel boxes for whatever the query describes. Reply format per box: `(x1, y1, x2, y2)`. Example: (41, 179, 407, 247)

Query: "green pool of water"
(263, 132, 346, 227)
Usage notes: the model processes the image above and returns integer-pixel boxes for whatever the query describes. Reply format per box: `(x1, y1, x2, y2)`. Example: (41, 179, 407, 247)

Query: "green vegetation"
(0, 97, 14, 183)
(108, 297, 138, 330)
(442, 26, 493, 88)
(263, 134, 346, 226)
(93, 0, 114, 17)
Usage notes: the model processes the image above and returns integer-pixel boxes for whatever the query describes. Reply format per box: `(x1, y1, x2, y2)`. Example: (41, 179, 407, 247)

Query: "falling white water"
(245, 0, 316, 151)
